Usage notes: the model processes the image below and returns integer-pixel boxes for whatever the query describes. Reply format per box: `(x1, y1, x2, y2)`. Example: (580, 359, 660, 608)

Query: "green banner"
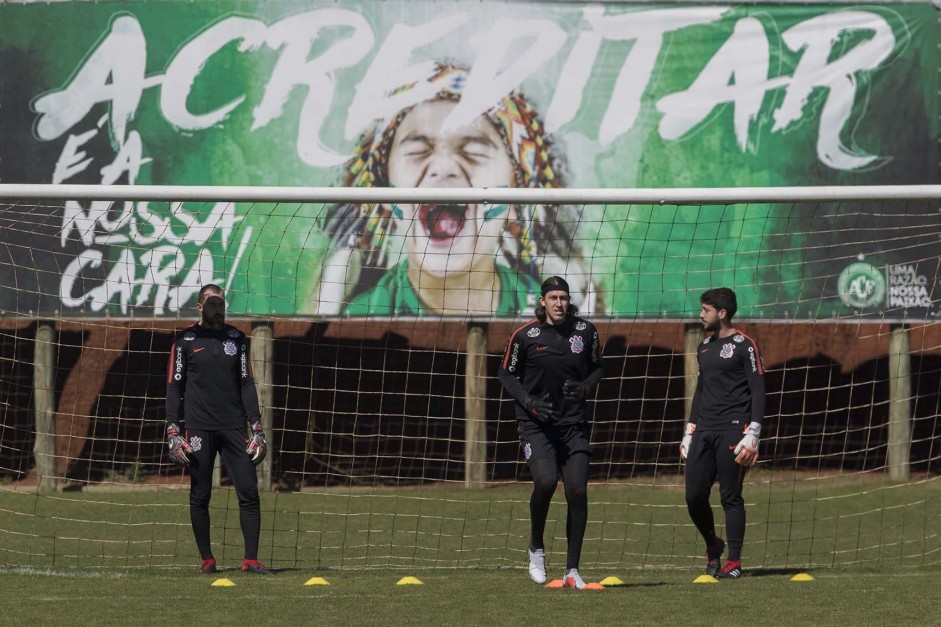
(0, 1, 938, 319)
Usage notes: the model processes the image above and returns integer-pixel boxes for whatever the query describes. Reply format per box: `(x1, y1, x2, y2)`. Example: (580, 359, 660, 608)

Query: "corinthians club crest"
(570, 335, 584, 354)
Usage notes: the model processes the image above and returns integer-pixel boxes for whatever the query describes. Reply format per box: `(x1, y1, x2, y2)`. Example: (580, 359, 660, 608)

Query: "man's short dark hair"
(198, 284, 224, 304)
(700, 287, 737, 319)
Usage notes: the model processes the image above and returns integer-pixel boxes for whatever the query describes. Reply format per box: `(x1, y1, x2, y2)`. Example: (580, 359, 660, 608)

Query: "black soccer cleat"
(716, 560, 743, 579)
(200, 558, 218, 574)
(241, 559, 273, 575)
(705, 537, 725, 577)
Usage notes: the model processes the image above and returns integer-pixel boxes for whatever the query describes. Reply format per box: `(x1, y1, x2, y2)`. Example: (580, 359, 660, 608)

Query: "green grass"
(1, 475, 939, 624)
(3, 474, 939, 570)
(1, 565, 940, 626)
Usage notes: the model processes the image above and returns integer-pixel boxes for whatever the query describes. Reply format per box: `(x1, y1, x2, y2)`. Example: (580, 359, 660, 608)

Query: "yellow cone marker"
(211, 578, 236, 587)
(599, 576, 625, 587)
(396, 576, 423, 585)
(304, 577, 330, 586)
(791, 573, 815, 582)
(693, 574, 718, 584)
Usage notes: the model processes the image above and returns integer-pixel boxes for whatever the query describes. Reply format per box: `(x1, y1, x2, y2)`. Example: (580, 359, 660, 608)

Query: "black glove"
(166, 423, 192, 466)
(562, 380, 586, 402)
(246, 420, 267, 465)
(523, 394, 559, 424)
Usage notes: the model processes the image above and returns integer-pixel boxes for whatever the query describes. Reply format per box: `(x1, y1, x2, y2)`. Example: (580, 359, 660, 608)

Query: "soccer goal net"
(0, 184, 939, 572)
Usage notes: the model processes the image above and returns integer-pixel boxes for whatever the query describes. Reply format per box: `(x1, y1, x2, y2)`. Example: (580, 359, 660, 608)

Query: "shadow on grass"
(598, 581, 671, 590)
(745, 568, 812, 578)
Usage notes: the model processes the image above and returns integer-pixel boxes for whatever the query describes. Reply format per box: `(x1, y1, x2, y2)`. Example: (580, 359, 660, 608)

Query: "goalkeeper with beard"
(681, 287, 766, 579)
(165, 284, 271, 575)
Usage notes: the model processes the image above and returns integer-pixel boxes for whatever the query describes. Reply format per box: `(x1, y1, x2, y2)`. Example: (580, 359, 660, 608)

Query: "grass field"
(1, 474, 939, 624)
(1, 564, 940, 625)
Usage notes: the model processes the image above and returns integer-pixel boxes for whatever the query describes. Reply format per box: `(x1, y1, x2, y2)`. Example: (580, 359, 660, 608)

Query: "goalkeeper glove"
(562, 380, 586, 402)
(733, 421, 761, 466)
(679, 422, 696, 460)
(166, 423, 192, 466)
(522, 394, 559, 424)
(246, 420, 267, 465)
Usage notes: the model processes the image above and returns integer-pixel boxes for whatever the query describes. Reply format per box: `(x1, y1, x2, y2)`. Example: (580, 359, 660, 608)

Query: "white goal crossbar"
(1, 183, 939, 204)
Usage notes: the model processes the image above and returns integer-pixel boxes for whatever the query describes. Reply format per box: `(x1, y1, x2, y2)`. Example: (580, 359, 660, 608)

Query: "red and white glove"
(679, 422, 696, 460)
(246, 420, 267, 465)
(734, 422, 761, 467)
(167, 423, 192, 466)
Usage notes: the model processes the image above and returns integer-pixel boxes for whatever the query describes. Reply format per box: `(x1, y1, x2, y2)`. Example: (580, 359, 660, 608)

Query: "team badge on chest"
(223, 340, 238, 356)
(570, 335, 584, 354)
(720, 343, 735, 358)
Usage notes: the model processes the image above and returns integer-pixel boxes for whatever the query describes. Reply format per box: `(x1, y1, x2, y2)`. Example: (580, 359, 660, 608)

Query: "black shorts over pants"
(518, 421, 591, 465)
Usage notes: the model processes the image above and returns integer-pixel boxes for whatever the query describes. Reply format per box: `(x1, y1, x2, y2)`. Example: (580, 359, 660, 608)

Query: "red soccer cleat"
(241, 559, 273, 575)
(716, 560, 743, 579)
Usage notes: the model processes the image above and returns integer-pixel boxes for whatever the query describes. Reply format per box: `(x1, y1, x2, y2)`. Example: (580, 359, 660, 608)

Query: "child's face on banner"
(386, 99, 516, 278)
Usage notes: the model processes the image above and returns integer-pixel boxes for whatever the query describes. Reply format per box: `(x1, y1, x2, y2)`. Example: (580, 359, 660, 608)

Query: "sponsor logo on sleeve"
(509, 342, 520, 372)
(174, 345, 184, 380)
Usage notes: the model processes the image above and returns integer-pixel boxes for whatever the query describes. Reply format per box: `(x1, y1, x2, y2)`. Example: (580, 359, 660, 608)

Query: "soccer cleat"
(200, 558, 217, 574)
(528, 548, 547, 584)
(716, 560, 743, 579)
(241, 559, 273, 575)
(705, 537, 725, 576)
(562, 568, 587, 589)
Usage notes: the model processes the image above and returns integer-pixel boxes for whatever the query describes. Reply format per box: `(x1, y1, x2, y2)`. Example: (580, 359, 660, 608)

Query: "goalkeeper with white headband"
(166, 284, 271, 575)
(680, 287, 766, 579)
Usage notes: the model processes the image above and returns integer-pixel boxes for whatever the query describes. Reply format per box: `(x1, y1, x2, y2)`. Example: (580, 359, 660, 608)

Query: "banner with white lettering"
(0, 1, 937, 319)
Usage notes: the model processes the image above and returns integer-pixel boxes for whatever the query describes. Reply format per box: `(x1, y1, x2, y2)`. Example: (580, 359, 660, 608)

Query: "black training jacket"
(689, 329, 766, 431)
(166, 323, 261, 431)
(498, 316, 603, 426)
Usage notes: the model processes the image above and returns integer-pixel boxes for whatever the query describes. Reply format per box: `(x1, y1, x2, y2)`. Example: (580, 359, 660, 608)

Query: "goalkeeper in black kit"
(165, 284, 271, 575)
(498, 276, 604, 589)
(681, 287, 766, 579)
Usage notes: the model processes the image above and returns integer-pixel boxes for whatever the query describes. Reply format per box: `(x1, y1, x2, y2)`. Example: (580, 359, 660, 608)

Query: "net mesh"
(0, 193, 939, 571)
